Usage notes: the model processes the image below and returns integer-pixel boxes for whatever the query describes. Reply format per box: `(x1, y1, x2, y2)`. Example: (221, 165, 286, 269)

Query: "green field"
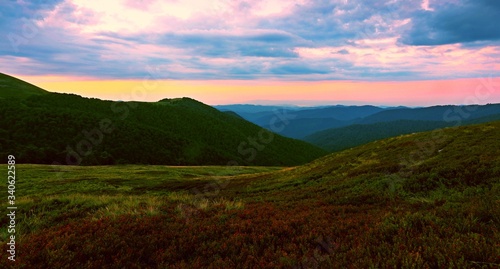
(1, 165, 280, 239)
(1, 121, 500, 268)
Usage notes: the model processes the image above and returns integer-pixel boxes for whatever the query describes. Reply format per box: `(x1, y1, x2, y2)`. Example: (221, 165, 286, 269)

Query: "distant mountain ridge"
(304, 105, 500, 151)
(217, 102, 500, 147)
(217, 104, 389, 138)
(359, 104, 500, 124)
(215, 104, 304, 114)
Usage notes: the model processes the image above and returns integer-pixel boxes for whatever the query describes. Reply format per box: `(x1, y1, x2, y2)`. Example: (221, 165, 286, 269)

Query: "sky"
(1, 0, 499, 106)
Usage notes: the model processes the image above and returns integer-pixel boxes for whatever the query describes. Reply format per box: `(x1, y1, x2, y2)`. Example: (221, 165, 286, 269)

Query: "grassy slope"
(0, 73, 48, 99)
(304, 120, 451, 152)
(305, 114, 500, 152)
(1, 121, 499, 268)
(0, 92, 326, 166)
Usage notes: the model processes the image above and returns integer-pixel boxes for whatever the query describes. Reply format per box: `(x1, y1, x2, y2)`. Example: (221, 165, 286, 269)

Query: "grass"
(1, 122, 500, 268)
(0, 72, 48, 99)
(1, 165, 279, 240)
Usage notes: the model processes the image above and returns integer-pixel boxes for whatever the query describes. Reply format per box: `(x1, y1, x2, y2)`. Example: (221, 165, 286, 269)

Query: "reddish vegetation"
(6, 201, 499, 268)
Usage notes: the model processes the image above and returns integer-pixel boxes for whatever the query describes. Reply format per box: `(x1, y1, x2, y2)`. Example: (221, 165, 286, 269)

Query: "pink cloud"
(4, 0, 498, 83)
(123, 0, 157, 11)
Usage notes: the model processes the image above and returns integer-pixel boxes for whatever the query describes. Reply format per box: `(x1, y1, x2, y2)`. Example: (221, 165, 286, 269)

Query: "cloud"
(156, 30, 301, 59)
(401, 0, 500, 45)
(269, 63, 330, 75)
(0, 0, 498, 81)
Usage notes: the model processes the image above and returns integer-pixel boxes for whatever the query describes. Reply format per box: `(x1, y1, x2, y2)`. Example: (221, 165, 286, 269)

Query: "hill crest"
(0, 72, 48, 99)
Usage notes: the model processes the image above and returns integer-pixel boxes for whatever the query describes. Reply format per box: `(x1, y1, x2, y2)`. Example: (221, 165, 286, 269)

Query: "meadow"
(1, 122, 500, 268)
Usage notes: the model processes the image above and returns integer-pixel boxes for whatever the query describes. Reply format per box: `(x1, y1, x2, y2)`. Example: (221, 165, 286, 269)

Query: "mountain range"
(0, 73, 325, 166)
(217, 102, 500, 152)
(3, 72, 500, 167)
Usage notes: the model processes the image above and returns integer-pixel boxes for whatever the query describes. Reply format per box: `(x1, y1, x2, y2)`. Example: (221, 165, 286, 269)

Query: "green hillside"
(0, 72, 48, 99)
(305, 115, 500, 152)
(263, 117, 349, 139)
(0, 76, 325, 166)
(251, 120, 500, 200)
(1, 121, 498, 268)
(359, 104, 500, 124)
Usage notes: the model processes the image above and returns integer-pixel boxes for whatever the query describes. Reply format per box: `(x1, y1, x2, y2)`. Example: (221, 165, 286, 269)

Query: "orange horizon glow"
(16, 75, 500, 107)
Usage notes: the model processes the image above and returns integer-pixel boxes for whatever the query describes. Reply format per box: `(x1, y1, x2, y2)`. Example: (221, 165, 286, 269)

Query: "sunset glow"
(2, 0, 500, 105)
(21, 77, 498, 107)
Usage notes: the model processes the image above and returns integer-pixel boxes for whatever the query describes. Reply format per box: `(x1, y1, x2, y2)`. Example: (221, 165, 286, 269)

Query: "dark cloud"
(401, 0, 500, 45)
(157, 31, 300, 59)
(258, 1, 351, 46)
(0, 0, 67, 55)
(240, 47, 298, 58)
(336, 49, 349, 55)
(0, 0, 63, 27)
(246, 32, 295, 43)
(270, 64, 330, 75)
(258, 0, 418, 47)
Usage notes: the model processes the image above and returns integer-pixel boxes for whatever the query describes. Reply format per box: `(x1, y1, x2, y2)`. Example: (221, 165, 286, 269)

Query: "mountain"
(222, 110, 244, 119)
(215, 104, 304, 114)
(290, 105, 385, 121)
(218, 104, 388, 139)
(0, 72, 48, 99)
(262, 117, 350, 139)
(359, 104, 500, 124)
(0, 74, 326, 166)
(304, 120, 450, 152)
(216, 104, 500, 141)
(305, 106, 500, 152)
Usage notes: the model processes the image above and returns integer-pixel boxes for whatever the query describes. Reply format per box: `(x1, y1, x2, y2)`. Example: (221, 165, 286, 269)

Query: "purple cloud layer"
(0, 0, 499, 80)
